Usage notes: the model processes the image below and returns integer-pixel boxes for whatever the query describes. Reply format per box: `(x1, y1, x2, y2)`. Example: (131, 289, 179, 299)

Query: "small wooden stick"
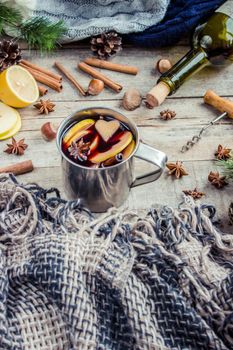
(84, 57, 138, 75)
(21, 59, 62, 82)
(54, 61, 86, 96)
(146, 82, 170, 108)
(19, 63, 62, 92)
(78, 62, 122, 93)
(38, 85, 48, 96)
(204, 90, 233, 118)
(0, 160, 34, 175)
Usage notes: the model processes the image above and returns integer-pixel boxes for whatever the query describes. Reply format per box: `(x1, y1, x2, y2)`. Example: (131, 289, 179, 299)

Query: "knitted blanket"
(0, 173, 233, 349)
(4, 0, 226, 45)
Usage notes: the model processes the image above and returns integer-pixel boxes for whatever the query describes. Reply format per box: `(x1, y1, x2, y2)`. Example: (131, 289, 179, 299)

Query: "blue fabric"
(126, 0, 226, 47)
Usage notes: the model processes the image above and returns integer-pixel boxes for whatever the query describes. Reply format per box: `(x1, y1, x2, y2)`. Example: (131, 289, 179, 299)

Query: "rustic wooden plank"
(22, 46, 233, 103)
(17, 97, 232, 122)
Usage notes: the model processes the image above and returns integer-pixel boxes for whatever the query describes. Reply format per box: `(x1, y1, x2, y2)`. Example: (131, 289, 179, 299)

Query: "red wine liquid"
(61, 115, 134, 168)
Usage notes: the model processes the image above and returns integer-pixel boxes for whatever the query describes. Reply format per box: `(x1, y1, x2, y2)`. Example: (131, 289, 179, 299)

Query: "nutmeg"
(156, 59, 172, 74)
(87, 79, 104, 96)
(41, 122, 59, 141)
(122, 88, 142, 111)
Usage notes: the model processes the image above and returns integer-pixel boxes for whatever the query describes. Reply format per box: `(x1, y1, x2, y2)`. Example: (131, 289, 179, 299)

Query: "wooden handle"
(204, 90, 233, 118)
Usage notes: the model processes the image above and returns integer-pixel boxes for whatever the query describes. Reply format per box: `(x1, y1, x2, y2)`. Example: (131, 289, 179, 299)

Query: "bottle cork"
(146, 82, 170, 108)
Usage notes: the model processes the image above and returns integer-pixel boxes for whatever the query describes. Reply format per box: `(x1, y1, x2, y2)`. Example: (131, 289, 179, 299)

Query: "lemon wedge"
(0, 65, 39, 108)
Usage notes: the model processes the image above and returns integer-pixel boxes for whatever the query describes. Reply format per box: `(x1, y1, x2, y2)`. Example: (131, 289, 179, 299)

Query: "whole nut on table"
(156, 59, 172, 74)
(122, 88, 142, 111)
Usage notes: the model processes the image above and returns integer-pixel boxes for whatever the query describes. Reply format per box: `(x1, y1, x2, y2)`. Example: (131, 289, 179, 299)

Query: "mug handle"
(131, 142, 167, 187)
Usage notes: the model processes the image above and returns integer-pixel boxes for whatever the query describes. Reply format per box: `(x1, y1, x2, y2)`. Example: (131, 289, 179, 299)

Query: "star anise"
(160, 109, 176, 120)
(68, 138, 91, 161)
(166, 161, 188, 179)
(4, 137, 28, 155)
(34, 99, 55, 115)
(183, 188, 205, 200)
(214, 144, 231, 160)
(208, 171, 228, 189)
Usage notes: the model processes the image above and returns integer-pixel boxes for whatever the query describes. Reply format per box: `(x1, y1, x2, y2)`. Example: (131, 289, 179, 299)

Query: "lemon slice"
(0, 102, 20, 138)
(0, 111, 21, 140)
(0, 65, 39, 108)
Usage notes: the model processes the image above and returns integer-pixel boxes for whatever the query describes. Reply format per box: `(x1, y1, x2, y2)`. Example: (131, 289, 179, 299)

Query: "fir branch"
(20, 17, 67, 52)
(218, 156, 233, 180)
(0, 4, 22, 33)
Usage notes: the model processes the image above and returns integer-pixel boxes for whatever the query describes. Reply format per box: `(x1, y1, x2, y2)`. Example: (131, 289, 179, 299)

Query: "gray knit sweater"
(4, 0, 170, 42)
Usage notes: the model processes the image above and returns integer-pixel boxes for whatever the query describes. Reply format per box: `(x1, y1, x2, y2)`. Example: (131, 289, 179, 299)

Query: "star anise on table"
(34, 99, 55, 115)
(166, 161, 188, 179)
(208, 171, 228, 189)
(160, 109, 176, 120)
(4, 137, 28, 155)
(214, 144, 231, 160)
(183, 188, 205, 200)
(68, 138, 91, 161)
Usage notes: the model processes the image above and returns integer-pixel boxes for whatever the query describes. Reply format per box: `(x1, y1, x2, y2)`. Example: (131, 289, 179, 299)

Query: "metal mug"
(56, 107, 167, 212)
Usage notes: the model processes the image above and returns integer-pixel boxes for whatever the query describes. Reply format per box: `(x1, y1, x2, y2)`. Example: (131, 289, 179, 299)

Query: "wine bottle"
(146, 1, 233, 108)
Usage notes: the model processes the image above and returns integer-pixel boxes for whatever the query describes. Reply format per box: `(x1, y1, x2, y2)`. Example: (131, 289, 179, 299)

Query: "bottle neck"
(158, 47, 209, 94)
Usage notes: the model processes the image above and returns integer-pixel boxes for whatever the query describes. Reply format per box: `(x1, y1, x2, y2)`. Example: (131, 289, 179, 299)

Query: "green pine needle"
(20, 17, 67, 52)
(0, 4, 22, 33)
(218, 156, 233, 180)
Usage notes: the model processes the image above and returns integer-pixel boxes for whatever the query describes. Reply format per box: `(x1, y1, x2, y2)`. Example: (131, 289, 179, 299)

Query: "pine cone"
(0, 40, 22, 72)
(90, 32, 122, 60)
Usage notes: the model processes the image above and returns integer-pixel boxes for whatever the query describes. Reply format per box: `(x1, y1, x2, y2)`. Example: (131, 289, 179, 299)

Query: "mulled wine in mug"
(57, 107, 167, 212)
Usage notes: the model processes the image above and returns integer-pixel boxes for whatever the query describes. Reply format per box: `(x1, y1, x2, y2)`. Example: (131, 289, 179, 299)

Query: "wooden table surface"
(1, 44, 233, 230)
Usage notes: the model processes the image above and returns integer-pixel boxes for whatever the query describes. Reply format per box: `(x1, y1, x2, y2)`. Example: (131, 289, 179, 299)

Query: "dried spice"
(208, 171, 228, 189)
(122, 88, 142, 111)
(0, 40, 21, 72)
(214, 144, 231, 160)
(160, 109, 176, 120)
(4, 137, 28, 155)
(68, 139, 91, 161)
(90, 32, 122, 60)
(34, 99, 55, 115)
(183, 188, 205, 200)
(166, 161, 188, 179)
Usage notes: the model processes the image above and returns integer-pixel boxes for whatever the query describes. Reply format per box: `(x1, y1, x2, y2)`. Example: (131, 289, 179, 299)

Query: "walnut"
(122, 88, 142, 111)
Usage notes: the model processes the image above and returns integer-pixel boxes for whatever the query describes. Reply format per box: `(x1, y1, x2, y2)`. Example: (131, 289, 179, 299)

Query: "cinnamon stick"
(19, 63, 62, 92)
(78, 62, 122, 93)
(21, 59, 62, 82)
(54, 61, 86, 96)
(84, 57, 138, 75)
(38, 85, 48, 96)
(0, 160, 34, 175)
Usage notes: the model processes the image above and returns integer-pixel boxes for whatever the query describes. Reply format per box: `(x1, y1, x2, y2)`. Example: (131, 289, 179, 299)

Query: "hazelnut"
(156, 59, 172, 74)
(87, 79, 104, 95)
(122, 88, 142, 111)
(41, 122, 58, 141)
